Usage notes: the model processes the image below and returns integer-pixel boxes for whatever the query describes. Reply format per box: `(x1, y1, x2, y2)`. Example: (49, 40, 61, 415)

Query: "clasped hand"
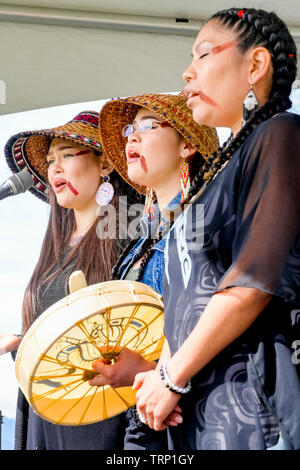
(89, 347, 183, 430)
(133, 369, 183, 431)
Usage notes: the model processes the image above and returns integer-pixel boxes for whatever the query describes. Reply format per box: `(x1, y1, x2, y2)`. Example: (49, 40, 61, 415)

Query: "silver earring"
(242, 86, 259, 127)
(95, 175, 115, 206)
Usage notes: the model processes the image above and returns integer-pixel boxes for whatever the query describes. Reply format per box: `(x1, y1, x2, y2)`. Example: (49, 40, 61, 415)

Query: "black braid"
(111, 191, 165, 282)
(191, 7, 297, 190)
(189, 150, 206, 194)
(111, 227, 166, 282)
(111, 235, 139, 280)
(111, 188, 176, 283)
(136, 230, 165, 282)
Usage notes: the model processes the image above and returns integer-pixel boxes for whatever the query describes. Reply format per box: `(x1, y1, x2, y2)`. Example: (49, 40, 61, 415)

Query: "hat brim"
(99, 94, 219, 195)
(4, 113, 103, 203)
(99, 100, 144, 194)
(5, 132, 50, 202)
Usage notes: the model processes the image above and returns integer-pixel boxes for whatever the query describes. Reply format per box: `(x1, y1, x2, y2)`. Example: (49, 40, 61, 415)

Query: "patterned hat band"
(71, 111, 99, 128)
(53, 131, 102, 149)
(11, 136, 49, 197)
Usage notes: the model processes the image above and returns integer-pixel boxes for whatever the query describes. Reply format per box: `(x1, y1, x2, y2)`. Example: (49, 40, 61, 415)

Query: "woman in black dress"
(134, 8, 300, 450)
(3, 111, 140, 449)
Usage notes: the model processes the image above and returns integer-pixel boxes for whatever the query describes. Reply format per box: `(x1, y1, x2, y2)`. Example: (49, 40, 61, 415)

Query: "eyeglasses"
(122, 118, 171, 138)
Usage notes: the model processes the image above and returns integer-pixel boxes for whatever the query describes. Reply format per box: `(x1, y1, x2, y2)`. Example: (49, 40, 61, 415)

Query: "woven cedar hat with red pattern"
(98, 92, 219, 194)
(4, 111, 102, 202)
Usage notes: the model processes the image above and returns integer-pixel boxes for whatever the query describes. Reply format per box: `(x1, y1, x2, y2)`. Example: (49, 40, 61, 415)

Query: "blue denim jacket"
(117, 192, 181, 295)
(119, 192, 182, 451)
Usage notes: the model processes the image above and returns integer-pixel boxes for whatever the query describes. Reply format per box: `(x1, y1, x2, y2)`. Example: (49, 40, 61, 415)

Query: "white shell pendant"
(96, 180, 115, 206)
(242, 87, 259, 127)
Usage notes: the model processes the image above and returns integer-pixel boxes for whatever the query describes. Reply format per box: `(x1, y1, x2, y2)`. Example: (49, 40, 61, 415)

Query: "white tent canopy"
(0, 0, 299, 115)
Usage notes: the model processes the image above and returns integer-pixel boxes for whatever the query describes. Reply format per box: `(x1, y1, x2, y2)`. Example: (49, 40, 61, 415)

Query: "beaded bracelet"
(159, 360, 192, 395)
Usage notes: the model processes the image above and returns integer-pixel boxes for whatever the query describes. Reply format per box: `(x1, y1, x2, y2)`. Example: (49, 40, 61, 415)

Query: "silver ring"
(138, 413, 147, 424)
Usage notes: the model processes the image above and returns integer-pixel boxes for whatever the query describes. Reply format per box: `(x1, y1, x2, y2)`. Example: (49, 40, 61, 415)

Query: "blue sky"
(0, 90, 299, 422)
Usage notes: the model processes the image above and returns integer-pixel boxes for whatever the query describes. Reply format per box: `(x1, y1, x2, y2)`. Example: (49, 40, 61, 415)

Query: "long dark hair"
(22, 164, 142, 333)
(191, 7, 297, 191)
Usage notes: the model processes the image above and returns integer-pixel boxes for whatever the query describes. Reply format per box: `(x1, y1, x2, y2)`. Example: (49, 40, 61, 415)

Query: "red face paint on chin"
(67, 182, 79, 196)
(140, 155, 148, 172)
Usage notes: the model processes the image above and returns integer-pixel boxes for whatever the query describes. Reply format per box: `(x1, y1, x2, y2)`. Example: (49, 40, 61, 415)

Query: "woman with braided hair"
(134, 8, 300, 450)
(90, 92, 219, 449)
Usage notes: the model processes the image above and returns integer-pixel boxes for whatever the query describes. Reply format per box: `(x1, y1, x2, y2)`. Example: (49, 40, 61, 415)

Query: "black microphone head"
(9, 170, 34, 195)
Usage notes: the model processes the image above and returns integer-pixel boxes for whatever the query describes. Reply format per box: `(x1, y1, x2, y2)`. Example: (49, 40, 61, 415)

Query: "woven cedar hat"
(98, 92, 219, 194)
(4, 111, 102, 202)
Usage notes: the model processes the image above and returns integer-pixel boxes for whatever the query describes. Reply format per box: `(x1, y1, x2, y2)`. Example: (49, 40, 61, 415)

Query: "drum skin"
(15, 277, 164, 426)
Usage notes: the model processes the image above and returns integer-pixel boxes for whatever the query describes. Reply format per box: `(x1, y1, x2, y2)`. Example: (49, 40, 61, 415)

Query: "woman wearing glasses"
(91, 92, 219, 449)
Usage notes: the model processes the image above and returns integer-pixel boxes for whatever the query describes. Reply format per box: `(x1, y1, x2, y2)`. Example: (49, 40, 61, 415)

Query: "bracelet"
(159, 360, 192, 395)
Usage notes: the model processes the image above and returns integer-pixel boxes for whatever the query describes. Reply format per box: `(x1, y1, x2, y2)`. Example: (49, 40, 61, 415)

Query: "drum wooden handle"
(69, 270, 87, 293)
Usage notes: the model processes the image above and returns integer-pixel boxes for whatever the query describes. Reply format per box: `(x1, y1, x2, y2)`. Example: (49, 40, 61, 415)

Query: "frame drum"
(15, 273, 164, 426)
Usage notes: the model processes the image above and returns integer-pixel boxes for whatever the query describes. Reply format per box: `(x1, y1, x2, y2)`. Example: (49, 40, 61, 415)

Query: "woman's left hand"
(133, 369, 182, 431)
(0, 334, 22, 355)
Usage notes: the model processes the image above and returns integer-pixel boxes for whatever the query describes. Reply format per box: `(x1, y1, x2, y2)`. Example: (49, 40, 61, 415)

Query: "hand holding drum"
(15, 273, 165, 426)
(0, 333, 22, 355)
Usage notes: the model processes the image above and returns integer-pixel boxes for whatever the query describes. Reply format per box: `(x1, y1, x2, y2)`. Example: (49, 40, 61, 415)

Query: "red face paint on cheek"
(75, 150, 90, 156)
(199, 91, 218, 107)
(140, 155, 148, 172)
(67, 182, 79, 196)
(199, 41, 234, 108)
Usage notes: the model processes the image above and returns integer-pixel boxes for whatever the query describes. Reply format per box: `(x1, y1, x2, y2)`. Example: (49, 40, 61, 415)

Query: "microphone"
(0, 169, 34, 201)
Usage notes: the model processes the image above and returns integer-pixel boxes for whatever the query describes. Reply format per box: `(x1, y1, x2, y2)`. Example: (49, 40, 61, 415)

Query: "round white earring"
(95, 176, 115, 206)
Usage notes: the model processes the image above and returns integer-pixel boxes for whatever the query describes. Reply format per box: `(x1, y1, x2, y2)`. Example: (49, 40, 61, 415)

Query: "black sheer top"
(163, 112, 300, 450)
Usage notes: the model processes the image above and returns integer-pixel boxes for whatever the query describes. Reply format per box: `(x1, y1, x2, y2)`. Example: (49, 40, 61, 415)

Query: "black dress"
(15, 251, 126, 450)
(163, 112, 300, 450)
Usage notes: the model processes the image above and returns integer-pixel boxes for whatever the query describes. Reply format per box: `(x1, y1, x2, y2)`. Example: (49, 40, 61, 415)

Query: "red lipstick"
(126, 146, 141, 164)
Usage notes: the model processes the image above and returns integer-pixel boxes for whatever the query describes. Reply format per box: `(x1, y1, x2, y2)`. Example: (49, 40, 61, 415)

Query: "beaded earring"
(242, 86, 259, 127)
(180, 159, 191, 204)
(95, 175, 115, 206)
(143, 186, 154, 219)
